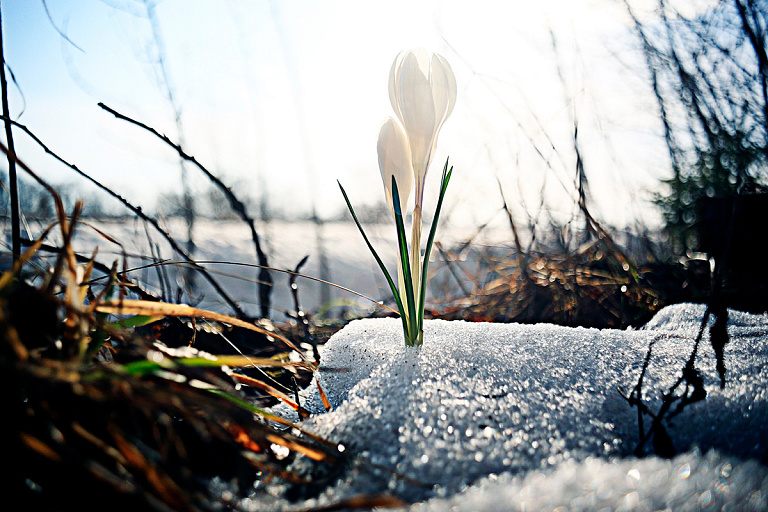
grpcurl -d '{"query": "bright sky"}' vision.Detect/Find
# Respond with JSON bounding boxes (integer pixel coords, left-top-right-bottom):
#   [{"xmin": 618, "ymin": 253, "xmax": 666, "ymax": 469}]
[{"xmin": 3, "ymin": 0, "xmax": 671, "ymax": 229}]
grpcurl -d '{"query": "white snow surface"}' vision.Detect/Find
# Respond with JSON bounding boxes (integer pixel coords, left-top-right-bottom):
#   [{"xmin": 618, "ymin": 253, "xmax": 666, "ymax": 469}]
[{"xmin": 253, "ymin": 303, "xmax": 768, "ymax": 511}]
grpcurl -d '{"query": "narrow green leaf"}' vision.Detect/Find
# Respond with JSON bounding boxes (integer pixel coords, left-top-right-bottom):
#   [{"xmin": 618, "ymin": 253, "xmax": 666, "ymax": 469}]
[
  {"xmin": 207, "ymin": 388, "xmax": 272, "ymax": 416},
  {"xmin": 391, "ymin": 176, "xmax": 418, "ymax": 345},
  {"xmin": 338, "ymin": 181, "xmax": 406, "ymax": 318},
  {"xmin": 418, "ymin": 158, "xmax": 453, "ymax": 333},
  {"xmin": 112, "ymin": 314, "xmax": 164, "ymax": 329},
  {"xmin": 121, "ymin": 359, "xmax": 174, "ymax": 376}
]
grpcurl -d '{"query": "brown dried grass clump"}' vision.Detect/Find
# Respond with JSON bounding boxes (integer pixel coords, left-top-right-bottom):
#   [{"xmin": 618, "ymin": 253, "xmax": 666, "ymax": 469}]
[
  {"xmin": 0, "ymin": 188, "xmax": 342, "ymax": 511},
  {"xmin": 432, "ymin": 238, "xmax": 679, "ymax": 329}
]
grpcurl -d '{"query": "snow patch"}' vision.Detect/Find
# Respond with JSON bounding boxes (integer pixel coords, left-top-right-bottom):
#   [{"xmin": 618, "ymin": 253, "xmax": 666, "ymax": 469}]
[{"xmin": 257, "ymin": 304, "xmax": 768, "ymax": 510}]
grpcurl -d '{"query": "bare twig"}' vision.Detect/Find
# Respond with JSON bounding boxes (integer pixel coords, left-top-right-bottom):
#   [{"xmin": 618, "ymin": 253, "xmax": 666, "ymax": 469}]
[
  {"xmin": 0, "ymin": 118, "xmax": 248, "ymax": 319},
  {"xmin": 494, "ymin": 174, "xmax": 527, "ymax": 274},
  {"xmin": 622, "ymin": 0, "xmax": 683, "ymax": 181},
  {"xmin": 735, "ymin": 0, "xmax": 768, "ymax": 157},
  {"xmin": 141, "ymin": 0, "xmax": 197, "ymax": 293},
  {"xmin": 572, "ymin": 121, "xmax": 639, "ymax": 282},
  {"xmin": 40, "ymin": 0, "xmax": 85, "ymax": 53},
  {"xmin": 289, "ymin": 255, "xmax": 319, "ymax": 362},
  {"xmin": 142, "ymin": 219, "xmax": 172, "ymax": 302},
  {"xmin": 0, "ymin": 5, "xmax": 20, "ymax": 261},
  {"xmin": 434, "ymin": 242, "xmax": 472, "ymax": 297},
  {"xmin": 97, "ymin": 102, "xmax": 274, "ymax": 319}
]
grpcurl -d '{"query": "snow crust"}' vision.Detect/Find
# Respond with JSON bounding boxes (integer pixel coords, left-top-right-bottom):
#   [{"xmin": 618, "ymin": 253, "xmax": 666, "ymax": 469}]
[{"xmin": 256, "ymin": 303, "xmax": 768, "ymax": 511}]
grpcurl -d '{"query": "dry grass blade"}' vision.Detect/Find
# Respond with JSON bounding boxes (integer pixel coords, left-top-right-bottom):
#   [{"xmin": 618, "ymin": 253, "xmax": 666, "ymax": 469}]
[
  {"xmin": 231, "ymin": 372, "xmax": 311, "ymax": 416},
  {"xmin": 96, "ymin": 299, "xmax": 305, "ymax": 357},
  {"xmin": 252, "ymin": 408, "xmax": 340, "ymax": 450},
  {"xmin": 265, "ymin": 433, "xmax": 335, "ymax": 463},
  {"xmin": 317, "ymin": 379, "xmax": 333, "ymax": 412},
  {"xmin": 20, "ymin": 433, "xmax": 62, "ymax": 461},
  {"xmin": 205, "ymin": 355, "xmax": 315, "ymax": 371},
  {"xmin": 0, "ymin": 221, "xmax": 57, "ymax": 291}
]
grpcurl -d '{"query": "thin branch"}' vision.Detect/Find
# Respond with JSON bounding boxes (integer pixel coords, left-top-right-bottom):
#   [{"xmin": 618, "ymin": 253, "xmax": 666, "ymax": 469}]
[
  {"xmin": 0, "ymin": 4, "xmax": 20, "ymax": 261},
  {"xmin": 289, "ymin": 255, "xmax": 319, "ymax": 362},
  {"xmin": 41, "ymin": 0, "xmax": 85, "ymax": 53},
  {"xmin": 141, "ymin": 0, "xmax": 196, "ymax": 292},
  {"xmin": 1, "ymin": 116, "xmax": 249, "ymax": 319},
  {"xmin": 493, "ymin": 174, "xmax": 526, "ymax": 273},
  {"xmin": 97, "ymin": 102, "xmax": 274, "ymax": 319},
  {"xmin": 735, "ymin": 0, "xmax": 768, "ymax": 157},
  {"xmin": 623, "ymin": 0, "xmax": 683, "ymax": 180}
]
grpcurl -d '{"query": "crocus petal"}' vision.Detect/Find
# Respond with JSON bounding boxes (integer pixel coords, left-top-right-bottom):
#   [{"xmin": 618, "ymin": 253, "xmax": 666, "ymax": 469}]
[
  {"xmin": 432, "ymin": 53, "xmax": 457, "ymax": 125},
  {"xmin": 388, "ymin": 51, "xmax": 406, "ymax": 123},
  {"xmin": 398, "ymin": 51, "xmax": 438, "ymax": 180},
  {"xmin": 377, "ymin": 117, "xmax": 414, "ymax": 216},
  {"xmin": 388, "ymin": 48, "xmax": 456, "ymax": 203}
]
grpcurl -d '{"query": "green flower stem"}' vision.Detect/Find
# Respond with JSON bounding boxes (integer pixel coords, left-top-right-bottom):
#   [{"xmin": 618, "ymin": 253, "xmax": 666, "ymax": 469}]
[
  {"xmin": 410, "ymin": 203, "xmax": 422, "ymax": 323},
  {"xmin": 338, "ymin": 157, "xmax": 452, "ymax": 347}
]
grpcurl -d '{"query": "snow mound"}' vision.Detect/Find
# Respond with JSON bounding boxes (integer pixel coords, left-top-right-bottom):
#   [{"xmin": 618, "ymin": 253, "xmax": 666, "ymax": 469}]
[
  {"xmin": 408, "ymin": 450, "xmax": 767, "ymax": 512},
  {"xmin": 257, "ymin": 304, "xmax": 768, "ymax": 510}
]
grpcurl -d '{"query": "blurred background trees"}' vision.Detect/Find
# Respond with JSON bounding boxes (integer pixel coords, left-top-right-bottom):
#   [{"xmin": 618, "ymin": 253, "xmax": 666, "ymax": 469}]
[{"xmin": 626, "ymin": 0, "xmax": 768, "ymax": 255}]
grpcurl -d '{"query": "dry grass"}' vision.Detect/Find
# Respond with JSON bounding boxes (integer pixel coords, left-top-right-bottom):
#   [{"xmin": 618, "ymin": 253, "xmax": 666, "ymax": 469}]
[
  {"xmin": 0, "ymin": 162, "xmax": 352, "ymax": 510},
  {"xmin": 429, "ymin": 237, "xmax": 697, "ymax": 329}
]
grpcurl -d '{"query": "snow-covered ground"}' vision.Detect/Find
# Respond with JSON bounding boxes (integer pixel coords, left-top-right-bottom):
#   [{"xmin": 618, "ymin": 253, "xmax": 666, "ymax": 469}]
[{"xmin": 253, "ymin": 302, "xmax": 768, "ymax": 511}]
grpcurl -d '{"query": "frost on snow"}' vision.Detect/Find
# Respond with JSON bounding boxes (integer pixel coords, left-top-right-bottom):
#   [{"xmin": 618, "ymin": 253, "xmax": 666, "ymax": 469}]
[{"xmin": 257, "ymin": 303, "xmax": 767, "ymax": 511}]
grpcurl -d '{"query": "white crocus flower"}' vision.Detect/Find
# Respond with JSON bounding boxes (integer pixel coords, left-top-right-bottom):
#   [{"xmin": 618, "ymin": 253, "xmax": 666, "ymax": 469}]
[
  {"xmin": 388, "ymin": 48, "xmax": 456, "ymax": 206},
  {"xmin": 338, "ymin": 48, "xmax": 455, "ymax": 347},
  {"xmin": 388, "ymin": 48, "xmax": 456, "ymax": 302},
  {"xmin": 377, "ymin": 117, "xmax": 414, "ymax": 217}
]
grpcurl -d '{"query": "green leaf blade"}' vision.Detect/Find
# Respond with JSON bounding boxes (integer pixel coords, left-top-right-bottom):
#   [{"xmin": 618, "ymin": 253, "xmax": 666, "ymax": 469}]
[
  {"xmin": 391, "ymin": 176, "xmax": 418, "ymax": 345},
  {"xmin": 338, "ymin": 181, "xmax": 406, "ymax": 319},
  {"xmin": 418, "ymin": 158, "xmax": 453, "ymax": 332}
]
